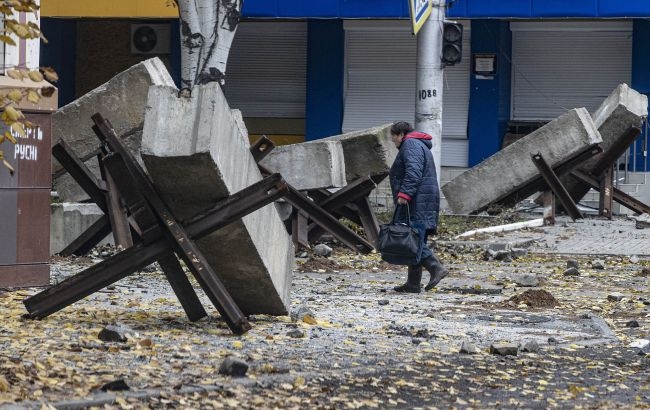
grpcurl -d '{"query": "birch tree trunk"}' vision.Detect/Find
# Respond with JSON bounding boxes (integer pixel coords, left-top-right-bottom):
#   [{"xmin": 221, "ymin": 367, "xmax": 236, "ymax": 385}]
[{"xmin": 175, "ymin": 0, "xmax": 242, "ymax": 92}]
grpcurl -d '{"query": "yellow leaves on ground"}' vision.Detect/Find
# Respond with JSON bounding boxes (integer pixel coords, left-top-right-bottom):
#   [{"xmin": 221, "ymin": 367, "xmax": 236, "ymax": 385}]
[
  {"xmin": 0, "ymin": 375, "xmax": 9, "ymax": 392},
  {"xmin": 302, "ymin": 314, "xmax": 317, "ymax": 325}
]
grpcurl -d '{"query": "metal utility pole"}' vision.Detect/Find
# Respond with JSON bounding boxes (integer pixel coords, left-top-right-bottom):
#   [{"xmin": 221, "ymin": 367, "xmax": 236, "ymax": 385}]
[{"xmin": 415, "ymin": 0, "xmax": 445, "ymax": 186}]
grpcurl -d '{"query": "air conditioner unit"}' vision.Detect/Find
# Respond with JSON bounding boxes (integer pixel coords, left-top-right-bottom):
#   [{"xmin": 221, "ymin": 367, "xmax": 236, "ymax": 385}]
[{"xmin": 131, "ymin": 23, "xmax": 171, "ymax": 55}]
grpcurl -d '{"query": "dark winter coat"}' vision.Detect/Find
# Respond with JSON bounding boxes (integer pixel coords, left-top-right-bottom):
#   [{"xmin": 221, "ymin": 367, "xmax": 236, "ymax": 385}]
[{"xmin": 389, "ymin": 131, "xmax": 440, "ymax": 234}]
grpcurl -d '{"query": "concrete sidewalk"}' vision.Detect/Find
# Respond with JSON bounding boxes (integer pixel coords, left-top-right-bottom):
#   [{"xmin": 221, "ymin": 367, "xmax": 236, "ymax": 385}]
[{"xmin": 445, "ymin": 215, "xmax": 650, "ymax": 256}]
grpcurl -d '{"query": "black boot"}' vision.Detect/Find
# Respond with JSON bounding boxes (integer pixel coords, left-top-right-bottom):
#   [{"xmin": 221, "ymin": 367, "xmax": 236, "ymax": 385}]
[
  {"xmin": 422, "ymin": 255, "xmax": 449, "ymax": 291},
  {"xmin": 394, "ymin": 265, "xmax": 422, "ymax": 293}
]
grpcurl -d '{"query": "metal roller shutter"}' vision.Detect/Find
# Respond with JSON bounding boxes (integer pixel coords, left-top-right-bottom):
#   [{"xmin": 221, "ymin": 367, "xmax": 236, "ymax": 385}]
[
  {"xmin": 343, "ymin": 20, "xmax": 470, "ymax": 167},
  {"xmin": 223, "ymin": 21, "xmax": 307, "ymax": 118},
  {"xmin": 511, "ymin": 21, "xmax": 632, "ymax": 121}
]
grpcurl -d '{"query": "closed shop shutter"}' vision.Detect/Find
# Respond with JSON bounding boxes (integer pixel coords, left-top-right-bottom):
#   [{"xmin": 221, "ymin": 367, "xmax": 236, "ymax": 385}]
[
  {"xmin": 223, "ymin": 21, "xmax": 307, "ymax": 118},
  {"xmin": 343, "ymin": 20, "xmax": 471, "ymax": 167},
  {"xmin": 511, "ymin": 21, "xmax": 632, "ymax": 121}
]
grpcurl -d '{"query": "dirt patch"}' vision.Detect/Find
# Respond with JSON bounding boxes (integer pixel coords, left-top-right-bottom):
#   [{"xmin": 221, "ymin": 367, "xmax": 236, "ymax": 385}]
[
  {"xmin": 297, "ymin": 257, "xmax": 342, "ymax": 273},
  {"xmin": 637, "ymin": 268, "xmax": 650, "ymax": 277},
  {"xmin": 507, "ymin": 289, "xmax": 559, "ymax": 308}
]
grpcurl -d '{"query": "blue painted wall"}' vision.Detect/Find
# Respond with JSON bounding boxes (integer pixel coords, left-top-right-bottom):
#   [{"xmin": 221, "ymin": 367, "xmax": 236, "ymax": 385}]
[
  {"xmin": 305, "ymin": 20, "xmax": 344, "ymax": 140},
  {"xmin": 243, "ymin": 0, "xmax": 409, "ymax": 18},
  {"xmin": 40, "ymin": 18, "xmax": 77, "ymax": 107},
  {"xmin": 240, "ymin": 0, "xmax": 650, "ymax": 19},
  {"xmin": 448, "ymin": 0, "xmax": 650, "ymax": 18},
  {"xmin": 467, "ymin": 20, "xmax": 511, "ymax": 166},
  {"xmin": 631, "ymin": 20, "xmax": 650, "ymax": 172}
]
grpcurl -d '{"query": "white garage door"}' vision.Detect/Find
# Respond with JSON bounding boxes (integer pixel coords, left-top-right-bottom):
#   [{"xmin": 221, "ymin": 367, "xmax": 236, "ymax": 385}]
[
  {"xmin": 511, "ymin": 21, "xmax": 632, "ymax": 121},
  {"xmin": 342, "ymin": 20, "xmax": 471, "ymax": 167},
  {"xmin": 224, "ymin": 21, "xmax": 307, "ymax": 118}
]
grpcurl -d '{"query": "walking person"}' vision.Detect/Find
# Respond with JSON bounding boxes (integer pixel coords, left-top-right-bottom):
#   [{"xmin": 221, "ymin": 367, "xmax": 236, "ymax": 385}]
[{"xmin": 388, "ymin": 121, "xmax": 449, "ymax": 293}]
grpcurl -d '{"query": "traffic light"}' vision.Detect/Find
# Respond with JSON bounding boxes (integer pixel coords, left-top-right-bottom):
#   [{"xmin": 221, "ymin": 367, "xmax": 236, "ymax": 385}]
[{"xmin": 442, "ymin": 22, "xmax": 463, "ymax": 66}]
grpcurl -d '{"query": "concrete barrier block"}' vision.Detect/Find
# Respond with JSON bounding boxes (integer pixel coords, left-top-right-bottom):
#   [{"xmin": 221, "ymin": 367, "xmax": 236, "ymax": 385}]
[
  {"xmin": 564, "ymin": 84, "xmax": 648, "ymax": 201},
  {"xmin": 141, "ymin": 83, "xmax": 293, "ymax": 315},
  {"xmin": 260, "ymin": 140, "xmax": 346, "ymax": 190},
  {"xmin": 53, "ymin": 58, "xmax": 175, "ymax": 202},
  {"xmin": 442, "ymin": 108, "xmax": 602, "ymax": 215},
  {"xmin": 320, "ymin": 124, "xmax": 397, "ymax": 182},
  {"xmin": 50, "ymin": 203, "xmax": 111, "ymax": 255}
]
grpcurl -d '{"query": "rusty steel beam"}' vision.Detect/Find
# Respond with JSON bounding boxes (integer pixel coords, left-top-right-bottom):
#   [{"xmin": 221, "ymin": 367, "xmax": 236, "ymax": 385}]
[
  {"xmin": 531, "ymin": 153, "xmax": 583, "ymax": 221},
  {"xmin": 291, "ymin": 210, "xmax": 310, "ymax": 249},
  {"xmin": 284, "ymin": 185, "xmax": 374, "ymax": 254},
  {"xmin": 157, "ymin": 253, "xmax": 208, "ymax": 322},
  {"xmin": 52, "ymin": 140, "xmax": 107, "ymax": 212},
  {"xmin": 98, "ymin": 156, "xmax": 133, "ymax": 248},
  {"xmin": 591, "ymin": 127, "xmax": 642, "ymax": 177},
  {"xmin": 250, "ymin": 135, "xmax": 275, "ymax": 163},
  {"xmin": 24, "ymin": 173, "xmax": 288, "ymax": 323},
  {"xmin": 355, "ymin": 196, "xmax": 380, "ymax": 247},
  {"xmin": 570, "ymin": 169, "xmax": 650, "ymax": 216},
  {"xmin": 103, "ymin": 153, "xmax": 207, "ymax": 322},
  {"xmin": 92, "ymin": 114, "xmax": 251, "ymax": 335},
  {"xmin": 542, "ymin": 191, "xmax": 556, "ymax": 226},
  {"xmin": 498, "ymin": 145, "xmax": 603, "ymax": 209},
  {"xmin": 599, "ymin": 167, "xmax": 614, "ymax": 219},
  {"xmin": 58, "ymin": 215, "xmax": 113, "ymax": 257}
]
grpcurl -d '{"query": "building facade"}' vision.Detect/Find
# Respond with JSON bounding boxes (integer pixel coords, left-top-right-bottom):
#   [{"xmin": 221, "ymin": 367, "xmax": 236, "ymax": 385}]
[{"xmin": 40, "ymin": 0, "xmax": 650, "ymax": 171}]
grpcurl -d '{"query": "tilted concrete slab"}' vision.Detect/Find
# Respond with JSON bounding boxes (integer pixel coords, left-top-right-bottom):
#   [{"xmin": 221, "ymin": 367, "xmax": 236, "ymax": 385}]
[
  {"xmin": 260, "ymin": 140, "xmax": 346, "ymax": 190},
  {"xmin": 319, "ymin": 124, "xmax": 398, "ymax": 183},
  {"xmin": 53, "ymin": 58, "xmax": 176, "ymax": 202},
  {"xmin": 260, "ymin": 124, "xmax": 396, "ymax": 190},
  {"xmin": 564, "ymin": 84, "xmax": 648, "ymax": 201},
  {"xmin": 442, "ymin": 108, "xmax": 603, "ymax": 215},
  {"xmin": 141, "ymin": 83, "xmax": 293, "ymax": 315}
]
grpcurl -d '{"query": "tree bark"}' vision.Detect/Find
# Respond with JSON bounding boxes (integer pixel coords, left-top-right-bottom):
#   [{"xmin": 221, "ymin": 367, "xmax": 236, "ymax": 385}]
[{"xmin": 175, "ymin": 0, "xmax": 242, "ymax": 91}]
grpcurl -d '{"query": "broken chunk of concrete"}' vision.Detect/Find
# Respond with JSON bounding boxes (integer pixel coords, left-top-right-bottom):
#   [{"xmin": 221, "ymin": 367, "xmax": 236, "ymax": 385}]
[
  {"xmin": 442, "ymin": 108, "xmax": 602, "ymax": 215},
  {"xmin": 53, "ymin": 58, "xmax": 176, "ymax": 202},
  {"xmin": 489, "ymin": 343, "xmax": 519, "ymax": 356},
  {"xmin": 141, "ymin": 83, "xmax": 293, "ymax": 315},
  {"xmin": 219, "ymin": 357, "xmax": 249, "ymax": 377}
]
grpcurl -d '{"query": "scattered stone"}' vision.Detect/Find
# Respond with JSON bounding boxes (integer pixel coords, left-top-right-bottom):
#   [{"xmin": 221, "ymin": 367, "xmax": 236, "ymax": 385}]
[
  {"xmin": 567, "ymin": 259, "xmax": 579, "ymax": 269},
  {"xmin": 489, "ymin": 344, "xmax": 519, "ymax": 356},
  {"xmin": 639, "ymin": 346, "xmax": 650, "ymax": 356},
  {"xmin": 298, "ymin": 252, "xmax": 308, "ymax": 258},
  {"xmin": 591, "ymin": 259, "xmax": 605, "ymax": 270},
  {"xmin": 625, "ymin": 320, "xmax": 640, "ymax": 328},
  {"xmin": 563, "ymin": 267, "xmax": 580, "ymax": 277},
  {"xmin": 633, "ymin": 214, "xmax": 650, "ymax": 229},
  {"xmin": 494, "ymin": 250, "xmax": 513, "ymax": 262},
  {"xmin": 548, "ymin": 337, "xmax": 559, "ymax": 344},
  {"xmin": 459, "ymin": 340, "xmax": 479, "ymax": 354},
  {"xmin": 511, "ymin": 248, "xmax": 528, "ymax": 259},
  {"xmin": 378, "ymin": 299, "xmax": 390, "ymax": 306},
  {"xmin": 97, "ymin": 325, "xmax": 130, "ymax": 343},
  {"xmin": 290, "ymin": 304, "xmax": 314, "ymax": 322},
  {"xmin": 219, "ymin": 357, "xmax": 249, "ymax": 377},
  {"xmin": 520, "ymin": 340, "xmax": 541, "ymax": 353},
  {"xmin": 100, "ymin": 379, "xmax": 130, "ymax": 392},
  {"xmin": 629, "ymin": 255, "xmax": 640, "ymax": 264},
  {"xmin": 629, "ymin": 339, "xmax": 650, "ymax": 349},
  {"xmin": 508, "ymin": 289, "xmax": 559, "ymax": 308},
  {"xmin": 638, "ymin": 268, "xmax": 650, "ymax": 277},
  {"xmin": 286, "ymin": 329, "xmax": 306, "ymax": 339},
  {"xmin": 411, "ymin": 338, "xmax": 424, "ymax": 345},
  {"xmin": 607, "ymin": 293, "xmax": 624, "ymax": 302},
  {"xmin": 514, "ymin": 274, "xmax": 539, "ymax": 287},
  {"xmin": 314, "ymin": 244, "xmax": 333, "ymax": 257}
]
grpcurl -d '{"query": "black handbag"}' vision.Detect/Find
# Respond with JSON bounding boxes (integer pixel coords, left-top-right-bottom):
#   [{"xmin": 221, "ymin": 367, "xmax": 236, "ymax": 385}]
[{"xmin": 378, "ymin": 204, "xmax": 422, "ymax": 266}]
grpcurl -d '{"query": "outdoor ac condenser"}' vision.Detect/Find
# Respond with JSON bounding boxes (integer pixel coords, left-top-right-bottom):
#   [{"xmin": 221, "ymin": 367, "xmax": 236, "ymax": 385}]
[{"xmin": 131, "ymin": 23, "xmax": 171, "ymax": 55}]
